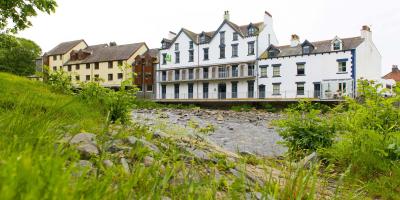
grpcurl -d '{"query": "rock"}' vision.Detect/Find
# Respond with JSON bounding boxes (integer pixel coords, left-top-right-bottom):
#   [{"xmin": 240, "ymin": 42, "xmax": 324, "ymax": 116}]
[
  {"xmin": 187, "ymin": 148, "xmax": 210, "ymax": 161},
  {"xmin": 126, "ymin": 136, "xmax": 137, "ymax": 145},
  {"xmin": 106, "ymin": 139, "xmax": 132, "ymax": 153},
  {"xmin": 76, "ymin": 143, "xmax": 99, "ymax": 158},
  {"xmin": 239, "ymin": 150, "xmax": 255, "ymax": 156},
  {"xmin": 228, "ymin": 126, "xmax": 234, "ymax": 131},
  {"xmin": 216, "ymin": 114, "xmax": 224, "ymax": 121},
  {"xmin": 246, "ymin": 192, "xmax": 262, "ymax": 200},
  {"xmin": 78, "ymin": 160, "xmax": 93, "ymax": 169},
  {"xmin": 143, "ymin": 156, "xmax": 154, "ymax": 167},
  {"xmin": 103, "ymin": 160, "xmax": 114, "ymax": 168},
  {"xmin": 299, "ymin": 152, "xmax": 318, "ymax": 168},
  {"xmin": 159, "ymin": 113, "xmax": 169, "ymax": 119},
  {"xmin": 161, "ymin": 196, "xmax": 172, "ymax": 200},
  {"xmin": 121, "ymin": 158, "xmax": 130, "ymax": 173},
  {"xmin": 125, "ymin": 136, "xmax": 160, "ymax": 153},
  {"xmin": 73, "ymin": 160, "xmax": 94, "ymax": 177},
  {"xmin": 153, "ymin": 130, "xmax": 169, "ymax": 139},
  {"xmin": 70, "ymin": 133, "xmax": 97, "ymax": 145}
]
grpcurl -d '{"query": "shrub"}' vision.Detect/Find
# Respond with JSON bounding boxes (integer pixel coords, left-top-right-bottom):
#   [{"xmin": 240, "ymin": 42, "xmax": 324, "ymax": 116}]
[{"xmin": 46, "ymin": 67, "xmax": 73, "ymax": 94}]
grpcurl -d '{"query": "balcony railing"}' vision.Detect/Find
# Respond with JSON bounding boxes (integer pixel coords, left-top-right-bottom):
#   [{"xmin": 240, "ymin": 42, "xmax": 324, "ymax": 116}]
[{"xmin": 160, "ymin": 73, "xmax": 255, "ymax": 83}]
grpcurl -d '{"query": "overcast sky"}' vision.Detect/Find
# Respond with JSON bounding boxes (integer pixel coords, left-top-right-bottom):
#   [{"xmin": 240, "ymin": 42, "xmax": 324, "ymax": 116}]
[{"xmin": 17, "ymin": 0, "xmax": 400, "ymax": 74}]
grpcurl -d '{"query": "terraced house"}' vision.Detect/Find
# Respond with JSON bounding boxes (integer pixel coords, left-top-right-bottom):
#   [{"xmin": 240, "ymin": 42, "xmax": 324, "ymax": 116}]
[
  {"xmin": 156, "ymin": 11, "xmax": 278, "ymax": 100},
  {"xmin": 45, "ymin": 40, "xmax": 148, "ymax": 88},
  {"xmin": 156, "ymin": 11, "xmax": 382, "ymax": 101}
]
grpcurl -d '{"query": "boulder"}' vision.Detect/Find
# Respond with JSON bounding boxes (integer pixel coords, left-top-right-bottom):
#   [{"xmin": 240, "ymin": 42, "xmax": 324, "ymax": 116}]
[
  {"xmin": 76, "ymin": 143, "xmax": 99, "ymax": 158},
  {"xmin": 121, "ymin": 158, "xmax": 130, "ymax": 173},
  {"xmin": 70, "ymin": 133, "xmax": 97, "ymax": 145},
  {"xmin": 70, "ymin": 133, "xmax": 99, "ymax": 159},
  {"xmin": 103, "ymin": 160, "xmax": 114, "ymax": 168}
]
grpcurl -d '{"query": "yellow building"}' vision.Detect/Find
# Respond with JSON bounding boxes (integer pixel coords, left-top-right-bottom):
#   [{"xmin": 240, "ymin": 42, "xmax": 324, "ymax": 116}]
[{"xmin": 45, "ymin": 40, "xmax": 148, "ymax": 87}]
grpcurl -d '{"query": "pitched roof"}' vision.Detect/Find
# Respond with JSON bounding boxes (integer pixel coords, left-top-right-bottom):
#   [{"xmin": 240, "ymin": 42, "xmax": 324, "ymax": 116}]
[
  {"xmin": 66, "ymin": 42, "xmax": 146, "ymax": 65},
  {"xmin": 260, "ymin": 37, "xmax": 364, "ymax": 59},
  {"xmin": 147, "ymin": 48, "xmax": 159, "ymax": 58},
  {"xmin": 47, "ymin": 40, "xmax": 86, "ymax": 56},
  {"xmin": 383, "ymin": 68, "xmax": 400, "ymax": 82}
]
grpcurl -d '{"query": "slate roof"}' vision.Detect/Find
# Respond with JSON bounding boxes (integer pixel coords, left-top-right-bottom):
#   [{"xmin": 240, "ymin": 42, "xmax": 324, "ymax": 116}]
[
  {"xmin": 260, "ymin": 37, "xmax": 365, "ymax": 59},
  {"xmin": 147, "ymin": 48, "xmax": 159, "ymax": 58},
  {"xmin": 66, "ymin": 42, "xmax": 146, "ymax": 65},
  {"xmin": 383, "ymin": 68, "xmax": 400, "ymax": 82},
  {"xmin": 47, "ymin": 40, "xmax": 85, "ymax": 56}
]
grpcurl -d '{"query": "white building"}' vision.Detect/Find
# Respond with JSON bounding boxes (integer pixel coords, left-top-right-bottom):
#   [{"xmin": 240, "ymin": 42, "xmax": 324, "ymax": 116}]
[
  {"xmin": 258, "ymin": 26, "xmax": 381, "ymax": 100},
  {"xmin": 156, "ymin": 11, "xmax": 278, "ymax": 100},
  {"xmin": 156, "ymin": 11, "xmax": 381, "ymax": 101}
]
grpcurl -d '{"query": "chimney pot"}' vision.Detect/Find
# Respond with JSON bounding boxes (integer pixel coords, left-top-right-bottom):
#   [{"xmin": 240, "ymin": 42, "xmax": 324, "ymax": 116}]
[
  {"xmin": 224, "ymin": 10, "xmax": 230, "ymax": 21},
  {"xmin": 290, "ymin": 34, "xmax": 300, "ymax": 47},
  {"xmin": 393, "ymin": 65, "xmax": 399, "ymax": 72}
]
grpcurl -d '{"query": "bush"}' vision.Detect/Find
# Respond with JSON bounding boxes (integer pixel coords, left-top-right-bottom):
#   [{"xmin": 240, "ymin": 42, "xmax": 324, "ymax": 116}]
[{"xmin": 46, "ymin": 67, "xmax": 73, "ymax": 94}]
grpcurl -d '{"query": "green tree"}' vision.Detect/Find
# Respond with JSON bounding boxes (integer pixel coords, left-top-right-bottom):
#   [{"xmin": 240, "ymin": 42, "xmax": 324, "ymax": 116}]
[
  {"xmin": 0, "ymin": 0, "xmax": 57, "ymax": 33},
  {"xmin": 0, "ymin": 34, "xmax": 42, "ymax": 76}
]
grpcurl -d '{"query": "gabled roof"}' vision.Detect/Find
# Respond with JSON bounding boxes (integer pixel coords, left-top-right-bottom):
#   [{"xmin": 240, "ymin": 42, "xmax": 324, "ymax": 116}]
[
  {"xmin": 65, "ymin": 42, "xmax": 146, "ymax": 65},
  {"xmin": 260, "ymin": 37, "xmax": 364, "ymax": 59},
  {"xmin": 47, "ymin": 40, "xmax": 86, "ymax": 56},
  {"xmin": 383, "ymin": 68, "xmax": 400, "ymax": 82},
  {"xmin": 301, "ymin": 40, "xmax": 314, "ymax": 48}
]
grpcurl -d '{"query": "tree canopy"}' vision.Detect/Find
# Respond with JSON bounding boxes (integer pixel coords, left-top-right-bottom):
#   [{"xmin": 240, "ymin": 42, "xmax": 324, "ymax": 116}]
[
  {"xmin": 0, "ymin": 0, "xmax": 57, "ymax": 33},
  {"xmin": 0, "ymin": 34, "xmax": 42, "ymax": 76}
]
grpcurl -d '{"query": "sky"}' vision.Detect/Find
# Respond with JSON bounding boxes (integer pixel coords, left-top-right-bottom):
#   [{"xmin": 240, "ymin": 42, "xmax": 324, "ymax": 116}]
[{"xmin": 17, "ymin": 0, "xmax": 400, "ymax": 75}]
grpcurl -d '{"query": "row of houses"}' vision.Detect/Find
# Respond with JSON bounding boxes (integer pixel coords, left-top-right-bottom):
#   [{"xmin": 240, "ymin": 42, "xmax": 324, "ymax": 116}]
[{"xmin": 42, "ymin": 11, "xmax": 399, "ymax": 101}]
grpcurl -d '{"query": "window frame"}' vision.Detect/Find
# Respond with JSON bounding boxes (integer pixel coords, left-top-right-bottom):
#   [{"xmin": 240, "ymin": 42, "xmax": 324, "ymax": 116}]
[
  {"xmin": 232, "ymin": 44, "xmax": 238, "ymax": 57},
  {"xmin": 272, "ymin": 65, "xmax": 281, "ymax": 77},
  {"xmin": 233, "ymin": 32, "xmax": 239, "ymax": 41},
  {"xmin": 108, "ymin": 74, "xmax": 113, "ymax": 81},
  {"xmin": 296, "ymin": 82, "xmax": 305, "ymax": 95},
  {"xmin": 297, "ymin": 63, "xmax": 305, "ymax": 76},
  {"xmin": 272, "ymin": 83, "xmax": 281, "ymax": 95},
  {"xmin": 260, "ymin": 65, "xmax": 268, "ymax": 77},
  {"xmin": 248, "ymin": 41, "xmax": 255, "ymax": 55},
  {"xmin": 203, "ymin": 48, "xmax": 209, "ymax": 60}
]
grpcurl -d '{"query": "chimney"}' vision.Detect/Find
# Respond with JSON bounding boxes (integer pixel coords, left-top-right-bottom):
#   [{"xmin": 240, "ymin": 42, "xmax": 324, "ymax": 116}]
[
  {"xmin": 392, "ymin": 65, "xmax": 399, "ymax": 72},
  {"xmin": 264, "ymin": 10, "xmax": 273, "ymax": 26},
  {"xmin": 168, "ymin": 31, "xmax": 177, "ymax": 40},
  {"xmin": 361, "ymin": 25, "xmax": 372, "ymax": 40},
  {"xmin": 109, "ymin": 42, "xmax": 117, "ymax": 46},
  {"xmin": 224, "ymin": 10, "xmax": 230, "ymax": 21},
  {"xmin": 291, "ymin": 34, "xmax": 300, "ymax": 47}
]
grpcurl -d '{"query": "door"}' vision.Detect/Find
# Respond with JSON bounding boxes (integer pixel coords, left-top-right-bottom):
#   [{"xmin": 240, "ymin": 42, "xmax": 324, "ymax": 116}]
[
  {"xmin": 248, "ymin": 81, "xmax": 254, "ymax": 98},
  {"xmin": 218, "ymin": 83, "xmax": 226, "ymax": 99},
  {"xmin": 314, "ymin": 83, "xmax": 321, "ymax": 98},
  {"xmin": 259, "ymin": 85, "xmax": 265, "ymax": 99},
  {"xmin": 161, "ymin": 85, "xmax": 166, "ymax": 99},
  {"xmin": 188, "ymin": 83, "xmax": 193, "ymax": 99}
]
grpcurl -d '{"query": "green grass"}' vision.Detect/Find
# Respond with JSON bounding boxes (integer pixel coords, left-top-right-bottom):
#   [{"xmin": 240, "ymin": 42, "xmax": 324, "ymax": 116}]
[{"xmin": 0, "ymin": 72, "xmax": 333, "ymax": 199}]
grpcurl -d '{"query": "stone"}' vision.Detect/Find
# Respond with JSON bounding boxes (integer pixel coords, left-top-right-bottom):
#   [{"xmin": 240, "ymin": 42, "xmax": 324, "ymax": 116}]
[
  {"xmin": 239, "ymin": 150, "xmax": 255, "ymax": 156},
  {"xmin": 121, "ymin": 158, "xmax": 130, "ymax": 173},
  {"xmin": 70, "ymin": 133, "xmax": 97, "ymax": 145},
  {"xmin": 159, "ymin": 113, "xmax": 169, "ymax": 119},
  {"xmin": 125, "ymin": 136, "xmax": 160, "ymax": 153},
  {"xmin": 72, "ymin": 160, "xmax": 94, "ymax": 177},
  {"xmin": 153, "ymin": 130, "xmax": 169, "ymax": 139},
  {"xmin": 76, "ymin": 143, "xmax": 99, "ymax": 158},
  {"xmin": 299, "ymin": 152, "xmax": 318, "ymax": 168},
  {"xmin": 143, "ymin": 156, "xmax": 154, "ymax": 167},
  {"xmin": 216, "ymin": 114, "xmax": 224, "ymax": 121},
  {"xmin": 187, "ymin": 148, "xmax": 210, "ymax": 161},
  {"xmin": 103, "ymin": 160, "xmax": 114, "ymax": 168}
]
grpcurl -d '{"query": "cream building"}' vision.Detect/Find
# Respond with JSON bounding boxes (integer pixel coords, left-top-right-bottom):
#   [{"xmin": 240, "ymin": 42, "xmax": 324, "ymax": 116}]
[{"xmin": 46, "ymin": 40, "xmax": 148, "ymax": 87}]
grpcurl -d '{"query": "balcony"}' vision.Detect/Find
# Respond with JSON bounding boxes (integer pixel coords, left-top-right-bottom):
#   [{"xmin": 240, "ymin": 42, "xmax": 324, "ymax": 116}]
[{"xmin": 160, "ymin": 72, "xmax": 255, "ymax": 83}]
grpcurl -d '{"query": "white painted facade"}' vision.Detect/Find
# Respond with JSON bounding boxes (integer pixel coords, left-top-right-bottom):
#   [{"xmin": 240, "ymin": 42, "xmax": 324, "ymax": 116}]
[{"xmin": 156, "ymin": 11, "xmax": 279, "ymax": 100}]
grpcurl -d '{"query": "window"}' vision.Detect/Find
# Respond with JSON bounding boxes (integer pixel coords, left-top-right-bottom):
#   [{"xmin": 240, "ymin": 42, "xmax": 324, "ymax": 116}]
[
  {"xmin": 220, "ymin": 47, "xmax": 225, "ymax": 58},
  {"xmin": 174, "ymin": 84, "xmax": 179, "ymax": 99},
  {"xmin": 161, "ymin": 85, "xmax": 166, "ymax": 99},
  {"xmin": 59, "ymin": 66, "xmax": 63, "ymax": 70},
  {"xmin": 218, "ymin": 66, "xmax": 227, "ymax": 78},
  {"xmin": 273, "ymin": 65, "xmax": 281, "ymax": 77},
  {"xmin": 76, "ymin": 64, "xmax": 80, "ymax": 70},
  {"xmin": 75, "ymin": 76, "xmax": 80, "ymax": 81},
  {"xmin": 162, "ymin": 71, "xmax": 167, "ymax": 81},
  {"xmin": 297, "ymin": 63, "xmax": 305, "ymax": 75},
  {"xmin": 203, "ymin": 83, "xmax": 209, "ymax": 99},
  {"xmin": 107, "ymin": 74, "xmax": 113, "ymax": 81},
  {"xmin": 233, "ymin": 32, "xmax": 238, "ymax": 41},
  {"xmin": 200, "ymin": 35, "xmax": 206, "ymax": 44},
  {"xmin": 189, "ymin": 50, "xmax": 194, "ymax": 62},
  {"xmin": 273, "ymin": 83, "xmax": 281, "ymax": 95},
  {"xmin": 232, "ymin": 65, "xmax": 238, "ymax": 77},
  {"xmin": 303, "ymin": 46, "xmax": 311, "ymax": 54},
  {"xmin": 147, "ymin": 84, "xmax": 153, "ymax": 91},
  {"xmin": 333, "ymin": 40, "xmax": 341, "ymax": 51},
  {"xmin": 175, "ymin": 52, "xmax": 180, "ymax": 63},
  {"xmin": 189, "ymin": 69, "xmax": 194, "ymax": 80},
  {"xmin": 175, "ymin": 43, "xmax": 179, "ymax": 51},
  {"xmin": 248, "ymin": 27, "xmax": 256, "ymax": 36},
  {"xmin": 232, "ymin": 44, "xmax": 238, "ymax": 57},
  {"xmin": 189, "ymin": 41, "xmax": 194, "ymax": 49},
  {"xmin": 296, "ymin": 82, "xmax": 305, "ymax": 95},
  {"xmin": 248, "ymin": 81, "xmax": 254, "ymax": 98},
  {"xmin": 175, "ymin": 70, "xmax": 180, "ymax": 80},
  {"xmin": 53, "ymin": 56, "xmax": 57, "ymax": 61},
  {"xmin": 86, "ymin": 63, "xmax": 90, "ymax": 69},
  {"xmin": 203, "ymin": 48, "xmax": 209, "ymax": 60},
  {"xmin": 53, "ymin": 66, "xmax": 57, "ymax": 71},
  {"xmin": 59, "ymin": 55, "xmax": 62, "ymax": 60},
  {"xmin": 188, "ymin": 83, "xmax": 194, "ymax": 99},
  {"xmin": 118, "ymin": 73, "xmax": 123, "ymax": 79},
  {"xmin": 162, "ymin": 42, "xmax": 168, "ymax": 49},
  {"xmin": 162, "ymin": 53, "xmax": 167, "ymax": 65},
  {"xmin": 232, "ymin": 82, "xmax": 238, "ymax": 98},
  {"xmin": 248, "ymin": 64, "xmax": 255, "ymax": 76},
  {"xmin": 86, "ymin": 75, "xmax": 90, "ymax": 81},
  {"xmin": 94, "ymin": 74, "xmax": 99, "ymax": 81},
  {"xmin": 94, "ymin": 63, "xmax": 99, "ymax": 70},
  {"xmin": 118, "ymin": 60, "xmax": 123, "ymax": 66},
  {"xmin": 220, "ymin": 32, "xmax": 225, "ymax": 44},
  {"xmin": 338, "ymin": 61, "xmax": 347, "ymax": 72},
  {"xmin": 67, "ymin": 65, "xmax": 72, "ymax": 71},
  {"xmin": 260, "ymin": 66, "xmax": 268, "ymax": 77},
  {"xmin": 338, "ymin": 82, "xmax": 347, "ymax": 93},
  {"xmin": 203, "ymin": 68, "xmax": 209, "ymax": 79},
  {"xmin": 108, "ymin": 61, "xmax": 113, "ymax": 69},
  {"xmin": 268, "ymin": 50, "xmax": 278, "ymax": 57},
  {"xmin": 248, "ymin": 42, "xmax": 255, "ymax": 55}
]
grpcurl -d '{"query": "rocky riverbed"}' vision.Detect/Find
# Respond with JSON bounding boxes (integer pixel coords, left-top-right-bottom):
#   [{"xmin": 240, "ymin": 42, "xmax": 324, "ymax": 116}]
[{"xmin": 132, "ymin": 108, "xmax": 287, "ymax": 157}]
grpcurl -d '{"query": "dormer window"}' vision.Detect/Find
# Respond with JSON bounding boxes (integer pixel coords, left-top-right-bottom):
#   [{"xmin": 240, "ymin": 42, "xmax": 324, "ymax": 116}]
[
  {"xmin": 301, "ymin": 40, "xmax": 315, "ymax": 54},
  {"xmin": 248, "ymin": 27, "xmax": 256, "ymax": 36},
  {"xmin": 333, "ymin": 40, "xmax": 341, "ymax": 51},
  {"xmin": 331, "ymin": 37, "xmax": 343, "ymax": 51},
  {"xmin": 267, "ymin": 45, "xmax": 280, "ymax": 58},
  {"xmin": 161, "ymin": 39, "xmax": 170, "ymax": 49},
  {"xmin": 200, "ymin": 33, "xmax": 206, "ymax": 44}
]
